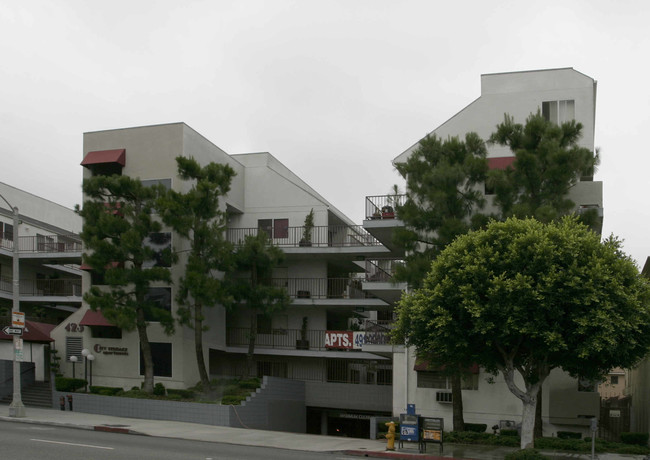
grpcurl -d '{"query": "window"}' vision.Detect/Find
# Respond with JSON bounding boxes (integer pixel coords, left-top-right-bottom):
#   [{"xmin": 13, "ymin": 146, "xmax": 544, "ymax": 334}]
[
  {"xmin": 140, "ymin": 342, "xmax": 172, "ymax": 377},
  {"xmin": 66, "ymin": 336, "xmax": 83, "ymax": 362},
  {"xmin": 36, "ymin": 234, "xmax": 55, "ymax": 252},
  {"xmin": 143, "ymin": 287, "xmax": 172, "ymax": 322},
  {"xmin": 141, "ymin": 178, "xmax": 172, "ymax": 190},
  {"xmin": 611, "ymin": 375, "xmax": 619, "ymax": 385},
  {"xmin": 274, "ymin": 219, "xmax": 289, "ymax": 238},
  {"xmin": 417, "ymin": 371, "xmax": 478, "ymax": 390},
  {"xmin": 542, "ymin": 100, "xmax": 575, "ymax": 124},
  {"xmin": 377, "ymin": 368, "xmax": 393, "ymax": 385},
  {"xmin": 1, "ymin": 222, "xmax": 13, "ymax": 241},
  {"xmin": 258, "ymin": 218, "xmax": 289, "ymax": 239},
  {"xmin": 143, "ymin": 232, "xmax": 172, "ymax": 268}
]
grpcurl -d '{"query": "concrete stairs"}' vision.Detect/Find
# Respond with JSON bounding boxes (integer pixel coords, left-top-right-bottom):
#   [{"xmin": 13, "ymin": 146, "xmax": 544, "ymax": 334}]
[{"xmin": 1, "ymin": 381, "xmax": 52, "ymax": 408}]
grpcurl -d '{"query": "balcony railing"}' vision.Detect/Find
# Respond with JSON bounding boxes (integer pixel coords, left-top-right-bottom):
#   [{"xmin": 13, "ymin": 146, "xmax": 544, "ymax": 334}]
[
  {"xmin": 265, "ymin": 277, "xmax": 373, "ymax": 300},
  {"xmin": 0, "ymin": 234, "xmax": 82, "ymax": 254},
  {"xmin": 0, "ymin": 276, "xmax": 82, "ymax": 297},
  {"xmin": 226, "ymin": 225, "xmax": 381, "ymax": 248},
  {"xmin": 365, "ymin": 259, "xmax": 404, "ymax": 282},
  {"xmin": 365, "ymin": 194, "xmax": 406, "ymax": 220},
  {"xmin": 226, "ymin": 327, "xmax": 391, "ymax": 351}
]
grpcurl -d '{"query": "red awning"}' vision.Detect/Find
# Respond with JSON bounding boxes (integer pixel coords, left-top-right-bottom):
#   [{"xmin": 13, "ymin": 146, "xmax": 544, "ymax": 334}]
[
  {"xmin": 0, "ymin": 320, "xmax": 53, "ymax": 343},
  {"xmin": 79, "ymin": 309, "xmax": 114, "ymax": 327},
  {"xmin": 81, "ymin": 149, "xmax": 126, "ymax": 167},
  {"xmin": 488, "ymin": 156, "xmax": 516, "ymax": 170}
]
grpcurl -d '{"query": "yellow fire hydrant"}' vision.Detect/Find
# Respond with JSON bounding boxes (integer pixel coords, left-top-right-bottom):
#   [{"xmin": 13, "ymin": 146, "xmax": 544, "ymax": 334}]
[{"xmin": 385, "ymin": 421, "xmax": 396, "ymax": 451}]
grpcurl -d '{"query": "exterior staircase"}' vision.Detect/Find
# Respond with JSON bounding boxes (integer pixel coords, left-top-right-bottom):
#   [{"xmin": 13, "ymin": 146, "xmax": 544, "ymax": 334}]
[{"xmin": 0, "ymin": 381, "xmax": 52, "ymax": 408}]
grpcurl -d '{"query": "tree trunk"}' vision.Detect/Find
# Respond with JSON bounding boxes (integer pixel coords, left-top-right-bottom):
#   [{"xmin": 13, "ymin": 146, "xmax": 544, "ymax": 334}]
[
  {"xmin": 136, "ymin": 307, "xmax": 154, "ymax": 394},
  {"xmin": 534, "ymin": 386, "xmax": 543, "ymax": 439},
  {"xmin": 521, "ymin": 397, "xmax": 537, "ymax": 449},
  {"xmin": 451, "ymin": 373, "xmax": 465, "ymax": 431},
  {"xmin": 194, "ymin": 303, "xmax": 210, "ymax": 389}
]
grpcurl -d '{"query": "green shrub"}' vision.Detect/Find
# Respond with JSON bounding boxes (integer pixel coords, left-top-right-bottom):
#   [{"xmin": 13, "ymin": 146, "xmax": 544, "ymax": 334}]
[
  {"xmin": 167, "ymin": 388, "xmax": 195, "ymax": 399},
  {"xmin": 55, "ymin": 377, "xmax": 87, "ymax": 392},
  {"xmin": 167, "ymin": 394, "xmax": 182, "ymax": 401},
  {"xmin": 221, "ymin": 394, "xmax": 247, "ymax": 405},
  {"xmin": 222, "ymin": 384, "xmax": 240, "ymax": 396},
  {"xmin": 501, "ymin": 429, "xmax": 519, "ymax": 436},
  {"xmin": 89, "ymin": 386, "xmax": 122, "ymax": 396},
  {"xmin": 238, "ymin": 378, "xmax": 261, "ymax": 389},
  {"xmin": 444, "ymin": 431, "xmax": 519, "ymax": 447},
  {"xmin": 504, "ymin": 448, "xmax": 550, "ymax": 460},
  {"xmin": 153, "ymin": 382, "xmax": 166, "ymax": 396},
  {"xmin": 557, "ymin": 431, "xmax": 582, "ymax": 440},
  {"xmin": 464, "ymin": 423, "xmax": 487, "ymax": 433},
  {"xmin": 535, "ymin": 437, "xmax": 587, "ymax": 452},
  {"xmin": 620, "ymin": 432, "xmax": 649, "ymax": 446}
]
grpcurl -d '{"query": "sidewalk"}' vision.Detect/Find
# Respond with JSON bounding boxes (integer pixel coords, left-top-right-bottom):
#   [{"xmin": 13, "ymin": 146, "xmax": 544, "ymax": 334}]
[{"xmin": 0, "ymin": 404, "xmax": 645, "ymax": 460}]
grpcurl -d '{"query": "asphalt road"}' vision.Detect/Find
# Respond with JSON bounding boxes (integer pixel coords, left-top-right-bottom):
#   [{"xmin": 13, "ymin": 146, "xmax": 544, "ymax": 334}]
[{"xmin": 0, "ymin": 421, "xmax": 360, "ymax": 460}]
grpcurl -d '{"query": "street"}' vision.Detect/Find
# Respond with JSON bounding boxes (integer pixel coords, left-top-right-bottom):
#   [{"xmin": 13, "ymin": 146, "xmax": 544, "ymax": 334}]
[{"xmin": 0, "ymin": 421, "xmax": 360, "ymax": 460}]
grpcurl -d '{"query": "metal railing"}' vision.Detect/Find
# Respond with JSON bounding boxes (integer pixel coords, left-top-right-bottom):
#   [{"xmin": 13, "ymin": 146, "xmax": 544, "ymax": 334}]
[
  {"xmin": 365, "ymin": 194, "xmax": 406, "ymax": 220},
  {"xmin": 4, "ymin": 234, "xmax": 82, "ymax": 254},
  {"xmin": 0, "ymin": 276, "xmax": 82, "ymax": 297},
  {"xmin": 222, "ymin": 357, "xmax": 393, "ymax": 385},
  {"xmin": 226, "ymin": 327, "xmax": 391, "ymax": 351},
  {"xmin": 365, "ymin": 259, "xmax": 404, "ymax": 282},
  {"xmin": 226, "ymin": 224, "xmax": 381, "ymax": 248},
  {"xmin": 265, "ymin": 277, "xmax": 372, "ymax": 299}
]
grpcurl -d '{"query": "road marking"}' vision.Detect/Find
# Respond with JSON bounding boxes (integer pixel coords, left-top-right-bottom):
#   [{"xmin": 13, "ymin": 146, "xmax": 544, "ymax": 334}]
[{"xmin": 30, "ymin": 438, "xmax": 114, "ymax": 450}]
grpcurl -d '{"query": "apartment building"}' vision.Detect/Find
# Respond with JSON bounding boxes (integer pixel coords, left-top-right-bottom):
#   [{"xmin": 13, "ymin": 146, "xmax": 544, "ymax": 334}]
[
  {"xmin": 49, "ymin": 123, "xmax": 401, "ymax": 437},
  {"xmin": 365, "ymin": 68, "xmax": 604, "ymax": 436},
  {"xmin": 0, "ymin": 182, "xmax": 82, "ymax": 387}
]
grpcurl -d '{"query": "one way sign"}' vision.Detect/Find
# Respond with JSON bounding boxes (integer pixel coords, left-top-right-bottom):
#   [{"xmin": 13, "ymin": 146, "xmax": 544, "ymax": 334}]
[{"xmin": 2, "ymin": 326, "xmax": 23, "ymax": 336}]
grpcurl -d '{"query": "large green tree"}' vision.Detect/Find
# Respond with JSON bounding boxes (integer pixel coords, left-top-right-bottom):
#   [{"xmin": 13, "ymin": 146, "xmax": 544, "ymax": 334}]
[
  {"xmin": 225, "ymin": 233, "xmax": 291, "ymax": 377},
  {"xmin": 394, "ymin": 217, "xmax": 650, "ymax": 449},
  {"xmin": 394, "ymin": 132, "xmax": 489, "ymax": 289},
  {"xmin": 393, "ymin": 132, "xmax": 489, "ymax": 431},
  {"xmin": 488, "ymin": 112, "xmax": 599, "ymax": 224},
  {"xmin": 78, "ymin": 176, "xmax": 174, "ymax": 394},
  {"xmin": 158, "ymin": 156, "xmax": 235, "ymax": 390}
]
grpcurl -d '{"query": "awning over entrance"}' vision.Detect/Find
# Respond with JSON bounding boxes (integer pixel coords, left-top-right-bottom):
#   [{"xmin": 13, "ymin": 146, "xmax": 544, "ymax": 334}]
[
  {"xmin": 81, "ymin": 149, "xmax": 126, "ymax": 167},
  {"xmin": 79, "ymin": 309, "xmax": 113, "ymax": 327}
]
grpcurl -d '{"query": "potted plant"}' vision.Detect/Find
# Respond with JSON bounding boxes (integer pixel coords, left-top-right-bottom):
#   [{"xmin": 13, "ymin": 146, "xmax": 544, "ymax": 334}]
[
  {"xmin": 382, "ymin": 185, "xmax": 401, "ymax": 219},
  {"xmin": 296, "ymin": 316, "xmax": 310, "ymax": 349},
  {"xmin": 299, "ymin": 208, "xmax": 315, "ymax": 247}
]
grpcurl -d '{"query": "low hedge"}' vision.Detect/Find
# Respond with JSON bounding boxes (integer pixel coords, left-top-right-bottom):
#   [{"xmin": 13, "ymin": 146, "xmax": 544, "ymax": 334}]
[
  {"xmin": 89, "ymin": 385, "xmax": 122, "ymax": 396},
  {"xmin": 221, "ymin": 394, "xmax": 248, "ymax": 405},
  {"xmin": 55, "ymin": 377, "xmax": 87, "ymax": 392},
  {"xmin": 557, "ymin": 431, "xmax": 582, "ymax": 440},
  {"xmin": 620, "ymin": 432, "xmax": 649, "ymax": 446},
  {"xmin": 167, "ymin": 388, "xmax": 195, "ymax": 399},
  {"xmin": 505, "ymin": 449, "xmax": 549, "ymax": 460},
  {"xmin": 464, "ymin": 423, "xmax": 487, "ymax": 433},
  {"xmin": 501, "ymin": 429, "xmax": 519, "ymax": 436}
]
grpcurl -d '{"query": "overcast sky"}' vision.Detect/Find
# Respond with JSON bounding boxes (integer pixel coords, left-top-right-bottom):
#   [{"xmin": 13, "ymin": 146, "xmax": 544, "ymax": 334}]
[{"xmin": 1, "ymin": 1, "xmax": 648, "ymax": 267}]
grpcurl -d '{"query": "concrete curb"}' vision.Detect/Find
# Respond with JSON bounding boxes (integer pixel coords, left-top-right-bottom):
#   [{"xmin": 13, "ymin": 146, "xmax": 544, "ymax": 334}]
[
  {"xmin": 0, "ymin": 415, "xmax": 146, "ymax": 436},
  {"xmin": 342, "ymin": 449, "xmax": 468, "ymax": 460}
]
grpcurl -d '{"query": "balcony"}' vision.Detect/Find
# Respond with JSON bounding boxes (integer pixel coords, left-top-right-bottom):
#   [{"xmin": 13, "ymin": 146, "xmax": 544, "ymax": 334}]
[
  {"xmin": 0, "ymin": 276, "xmax": 82, "ymax": 299},
  {"xmin": 363, "ymin": 195, "xmax": 406, "ymax": 256},
  {"xmin": 226, "ymin": 224, "xmax": 381, "ymax": 249},
  {"xmin": 268, "ymin": 277, "xmax": 373, "ymax": 300},
  {"xmin": 1, "ymin": 233, "xmax": 82, "ymax": 259},
  {"xmin": 363, "ymin": 259, "xmax": 407, "ymax": 304},
  {"xmin": 226, "ymin": 326, "xmax": 391, "ymax": 352}
]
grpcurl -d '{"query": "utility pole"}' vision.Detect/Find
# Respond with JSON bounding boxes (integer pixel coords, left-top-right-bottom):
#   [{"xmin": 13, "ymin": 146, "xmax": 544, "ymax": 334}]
[{"xmin": 1, "ymin": 193, "xmax": 26, "ymax": 417}]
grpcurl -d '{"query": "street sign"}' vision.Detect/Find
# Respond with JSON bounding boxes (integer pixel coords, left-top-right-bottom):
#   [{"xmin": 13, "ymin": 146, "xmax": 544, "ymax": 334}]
[
  {"xmin": 2, "ymin": 326, "xmax": 23, "ymax": 336},
  {"xmin": 12, "ymin": 311, "xmax": 25, "ymax": 328}
]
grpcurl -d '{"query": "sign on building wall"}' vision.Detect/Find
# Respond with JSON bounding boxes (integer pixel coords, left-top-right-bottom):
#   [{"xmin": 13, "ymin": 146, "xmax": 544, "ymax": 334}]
[{"xmin": 325, "ymin": 331, "xmax": 366, "ymax": 349}]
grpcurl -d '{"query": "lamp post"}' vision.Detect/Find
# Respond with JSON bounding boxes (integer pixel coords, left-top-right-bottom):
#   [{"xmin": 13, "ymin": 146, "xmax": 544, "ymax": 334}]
[
  {"xmin": 70, "ymin": 355, "xmax": 78, "ymax": 379},
  {"xmin": 87, "ymin": 353, "xmax": 95, "ymax": 387},
  {"xmin": 81, "ymin": 348, "xmax": 89, "ymax": 391},
  {"xmin": 0, "ymin": 193, "xmax": 25, "ymax": 417}
]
